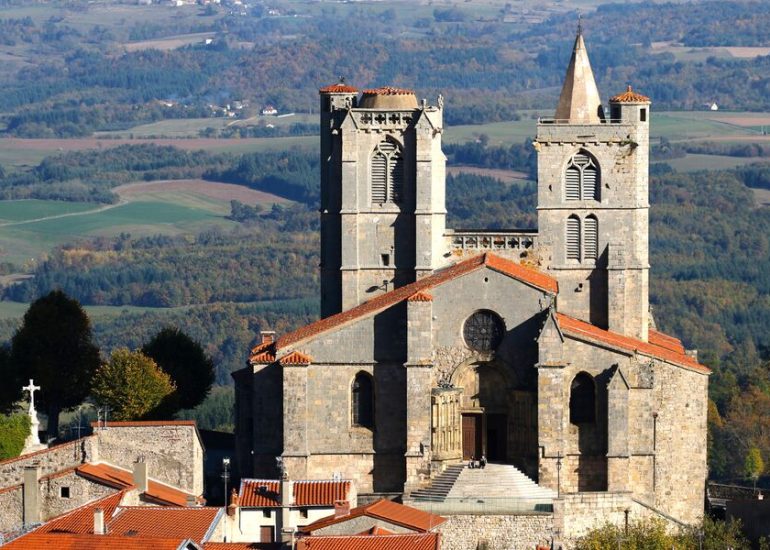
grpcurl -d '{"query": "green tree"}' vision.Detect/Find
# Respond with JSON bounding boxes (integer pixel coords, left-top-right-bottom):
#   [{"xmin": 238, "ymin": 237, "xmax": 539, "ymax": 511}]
[
  {"xmin": 0, "ymin": 346, "xmax": 21, "ymax": 414},
  {"xmin": 745, "ymin": 446, "xmax": 765, "ymax": 489},
  {"xmin": 92, "ymin": 348, "xmax": 174, "ymax": 421},
  {"xmin": 10, "ymin": 290, "xmax": 100, "ymax": 439},
  {"xmin": 0, "ymin": 413, "xmax": 31, "ymax": 460},
  {"xmin": 142, "ymin": 328, "xmax": 214, "ymax": 415}
]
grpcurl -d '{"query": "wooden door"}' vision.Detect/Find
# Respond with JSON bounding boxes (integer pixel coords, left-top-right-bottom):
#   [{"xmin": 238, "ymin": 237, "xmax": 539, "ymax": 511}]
[
  {"xmin": 462, "ymin": 414, "xmax": 482, "ymax": 460},
  {"xmin": 260, "ymin": 525, "xmax": 275, "ymax": 543}
]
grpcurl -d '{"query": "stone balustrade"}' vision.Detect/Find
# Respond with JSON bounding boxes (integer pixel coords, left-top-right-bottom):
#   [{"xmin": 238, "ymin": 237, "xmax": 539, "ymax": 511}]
[{"xmin": 446, "ymin": 230, "xmax": 538, "ymax": 252}]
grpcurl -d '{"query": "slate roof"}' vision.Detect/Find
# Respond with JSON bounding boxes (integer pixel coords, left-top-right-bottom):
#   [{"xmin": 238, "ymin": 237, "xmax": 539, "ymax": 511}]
[
  {"xmin": 297, "ymin": 533, "xmax": 440, "ymax": 550},
  {"xmin": 238, "ymin": 479, "xmax": 351, "ymax": 508},
  {"xmin": 268, "ymin": 253, "xmax": 557, "ymax": 353},
  {"xmin": 300, "ymin": 499, "xmax": 445, "ymax": 534},
  {"xmin": 556, "ymin": 313, "xmax": 710, "ymax": 374}
]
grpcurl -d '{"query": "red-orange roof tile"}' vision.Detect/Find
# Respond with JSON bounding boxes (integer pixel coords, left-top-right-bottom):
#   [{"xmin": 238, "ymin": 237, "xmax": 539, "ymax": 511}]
[
  {"xmin": 293, "ymin": 480, "xmax": 350, "ymax": 506},
  {"xmin": 357, "ymin": 527, "xmax": 396, "ymax": 536},
  {"xmin": 556, "ymin": 313, "xmax": 710, "ymax": 374},
  {"xmin": 76, "ymin": 463, "xmax": 200, "ymax": 506},
  {"xmin": 361, "ymin": 86, "xmax": 414, "ymax": 96},
  {"xmin": 648, "ymin": 329, "xmax": 685, "ymax": 354},
  {"xmin": 238, "ymin": 480, "xmax": 351, "ymax": 507},
  {"xmin": 279, "ymin": 351, "xmax": 313, "ymax": 366},
  {"xmin": 274, "ymin": 253, "xmax": 556, "ymax": 351},
  {"xmin": 301, "ymin": 499, "xmax": 445, "ymax": 533},
  {"xmin": 249, "ymin": 341, "xmax": 273, "ymax": 356},
  {"xmin": 38, "ymin": 491, "xmax": 127, "ymax": 534},
  {"xmin": 407, "ymin": 291, "xmax": 433, "ymax": 302},
  {"xmin": 610, "ymin": 85, "xmax": 650, "ymax": 103},
  {"xmin": 249, "ymin": 350, "xmax": 276, "ymax": 363},
  {"xmin": 319, "ymin": 84, "xmax": 358, "ymax": 94},
  {"xmin": 108, "ymin": 506, "xmax": 222, "ymax": 543},
  {"xmin": 238, "ymin": 480, "xmax": 280, "ymax": 507},
  {"xmin": 205, "ymin": 544, "xmax": 280, "ymax": 550},
  {"xmin": 298, "ymin": 533, "xmax": 439, "ymax": 550},
  {"xmin": 3, "ymin": 534, "xmax": 195, "ymax": 550}
]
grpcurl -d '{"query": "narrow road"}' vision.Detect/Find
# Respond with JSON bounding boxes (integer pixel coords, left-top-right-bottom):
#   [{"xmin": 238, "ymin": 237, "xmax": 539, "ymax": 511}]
[{"xmin": 0, "ymin": 200, "xmax": 126, "ymax": 228}]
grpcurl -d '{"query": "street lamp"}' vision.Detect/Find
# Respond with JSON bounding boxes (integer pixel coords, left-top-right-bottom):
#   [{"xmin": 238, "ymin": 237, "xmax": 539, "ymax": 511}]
[{"xmin": 222, "ymin": 457, "xmax": 231, "ymax": 507}]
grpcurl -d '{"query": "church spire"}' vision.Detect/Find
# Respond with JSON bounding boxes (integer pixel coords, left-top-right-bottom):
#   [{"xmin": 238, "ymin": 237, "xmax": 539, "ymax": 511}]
[{"xmin": 554, "ymin": 23, "xmax": 603, "ymax": 124}]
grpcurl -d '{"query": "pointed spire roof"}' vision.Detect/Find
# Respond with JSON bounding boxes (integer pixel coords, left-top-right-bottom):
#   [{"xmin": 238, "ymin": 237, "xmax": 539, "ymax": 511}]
[{"xmin": 555, "ymin": 26, "xmax": 603, "ymax": 124}]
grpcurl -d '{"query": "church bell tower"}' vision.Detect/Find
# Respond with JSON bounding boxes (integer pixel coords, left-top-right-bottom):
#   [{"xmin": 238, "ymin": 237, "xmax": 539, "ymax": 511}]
[
  {"xmin": 318, "ymin": 83, "xmax": 447, "ymax": 317},
  {"xmin": 535, "ymin": 29, "xmax": 651, "ymax": 340}
]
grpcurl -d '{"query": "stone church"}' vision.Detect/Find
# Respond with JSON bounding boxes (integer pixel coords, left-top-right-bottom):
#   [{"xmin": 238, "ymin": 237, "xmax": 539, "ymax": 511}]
[{"xmin": 234, "ymin": 30, "xmax": 709, "ymax": 525}]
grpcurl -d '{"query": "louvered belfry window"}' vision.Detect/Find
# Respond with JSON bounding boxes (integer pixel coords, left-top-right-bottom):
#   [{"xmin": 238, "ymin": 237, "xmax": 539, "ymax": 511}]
[
  {"xmin": 566, "ymin": 215, "xmax": 581, "ymax": 261},
  {"xmin": 371, "ymin": 140, "xmax": 403, "ymax": 204},
  {"xmin": 584, "ymin": 215, "xmax": 598, "ymax": 261},
  {"xmin": 565, "ymin": 152, "xmax": 599, "ymax": 201}
]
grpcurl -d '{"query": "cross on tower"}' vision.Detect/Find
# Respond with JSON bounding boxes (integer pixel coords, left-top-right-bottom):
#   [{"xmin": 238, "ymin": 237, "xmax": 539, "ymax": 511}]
[{"xmin": 22, "ymin": 379, "xmax": 40, "ymax": 411}]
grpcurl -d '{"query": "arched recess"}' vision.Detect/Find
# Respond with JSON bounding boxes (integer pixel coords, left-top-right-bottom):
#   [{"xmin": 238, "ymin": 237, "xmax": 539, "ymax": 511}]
[
  {"xmin": 565, "ymin": 150, "xmax": 600, "ymax": 201},
  {"xmin": 570, "ymin": 372, "xmax": 596, "ymax": 424},
  {"xmin": 351, "ymin": 372, "xmax": 374, "ymax": 429},
  {"xmin": 371, "ymin": 139, "xmax": 404, "ymax": 205}
]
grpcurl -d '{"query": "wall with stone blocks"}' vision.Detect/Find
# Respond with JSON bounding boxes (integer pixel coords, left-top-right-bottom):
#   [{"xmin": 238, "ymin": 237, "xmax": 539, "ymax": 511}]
[
  {"xmin": 92, "ymin": 425, "xmax": 203, "ymax": 495},
  {"xmin": 554, "ymin": 492, "xmax": 632, "ymax": 542},
  {"xmin": 0, "ymin": 487, "xmax": 23, "ymax": 534},
  {"xmin": 437, "ymin": 514, "xmax": 553, "ymax": 550},
  {"xmin": 0, "ymin": 438, "xmax": 93, "ymax": 488},
  {"xmin": 40, "ymin": 471, "xmax": 115, "ymax": 521}
]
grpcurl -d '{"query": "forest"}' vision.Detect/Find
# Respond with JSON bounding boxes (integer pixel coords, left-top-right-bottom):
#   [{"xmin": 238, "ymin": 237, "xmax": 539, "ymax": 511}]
[{"xmin": 1, "ymin": 1, "xmax": 770, "ymax": 136}]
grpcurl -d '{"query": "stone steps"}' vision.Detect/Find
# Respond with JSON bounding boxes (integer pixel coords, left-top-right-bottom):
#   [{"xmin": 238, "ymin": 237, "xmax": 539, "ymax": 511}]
[{"xmin": 409, "ymin": 464, "xmax": 464, "ymax": 502}]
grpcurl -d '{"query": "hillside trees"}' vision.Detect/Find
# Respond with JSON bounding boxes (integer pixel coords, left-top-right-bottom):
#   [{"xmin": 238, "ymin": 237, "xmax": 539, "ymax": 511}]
[
  {"xmin": 142, "ymin": 328, "xmax": 215, "ymax": 416},
  {"xmin": 0, "ymin": 413, "xmax": 31, "ymax": 460},
  {"xmin": 10, "ymin": 291, "xmax": 100, "ymax": 438},
  {"xmin": 92, "ymin": 348, "xmax": 174, "ymax": 421},
  {"xmin": 0, "ymin": 346, "xmax": 21, "ymax": 414}
]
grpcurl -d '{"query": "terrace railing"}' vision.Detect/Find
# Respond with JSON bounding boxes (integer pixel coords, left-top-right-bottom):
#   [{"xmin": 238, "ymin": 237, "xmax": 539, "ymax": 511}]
[{"xmin": 446, "ymin": 230, "xmax": 537, "ymax": 252}]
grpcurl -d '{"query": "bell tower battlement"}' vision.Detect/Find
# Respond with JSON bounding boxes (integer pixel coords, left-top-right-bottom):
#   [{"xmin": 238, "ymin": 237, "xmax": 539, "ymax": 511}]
[
  {"xmin": 535, "ymin": 29, "xmax": 651, "ymax": 341},
  {"xmin": 319, "ymin": 83, "xmax": 447, "ymax": 318}
]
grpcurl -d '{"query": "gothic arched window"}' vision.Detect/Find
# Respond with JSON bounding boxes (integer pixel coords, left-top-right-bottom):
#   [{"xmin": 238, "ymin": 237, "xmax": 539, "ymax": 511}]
[
  {"xmin": 566, "ymin": 215, "xmax": 581, "ymax": 261},
  {"xmin": 371, "ymin": 140, "xmax": 403, "ymax": 205},
  {"xmin": 570, "ymin": 372, "xmax": 596, "ymax": 424},
  {"xmin": 584, "ymin": 215, "xmax": 598, "ymax": 261},
  {"xmin": 565, "ymin": 151, "xmax": 600, "ymax": 201},
  {"xmin": 351, "ymin": 372, "xmax": 374, "ymax": 429}
]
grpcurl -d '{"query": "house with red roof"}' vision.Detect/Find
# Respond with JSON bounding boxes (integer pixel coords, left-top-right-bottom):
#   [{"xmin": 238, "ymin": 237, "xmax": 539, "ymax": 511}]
[{"xmin": 233, "ymin": 25, "xmax": 709, "ymax": 545}]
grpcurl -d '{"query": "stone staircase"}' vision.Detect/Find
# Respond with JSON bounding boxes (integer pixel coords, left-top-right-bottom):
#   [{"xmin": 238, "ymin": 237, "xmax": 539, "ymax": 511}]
[
  {"xmin": 409, "ymin": 463, "xmax": 556, "ymax": 503},
  {"xmin": 409, "ymin": 464, "xmax": 465, "ymax": 502}
]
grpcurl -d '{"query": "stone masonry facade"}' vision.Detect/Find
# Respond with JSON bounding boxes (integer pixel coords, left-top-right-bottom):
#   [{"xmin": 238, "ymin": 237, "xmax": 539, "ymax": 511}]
[{"xmin": 234, "ymin": 29, "xmax": 709, "ymax": 535}]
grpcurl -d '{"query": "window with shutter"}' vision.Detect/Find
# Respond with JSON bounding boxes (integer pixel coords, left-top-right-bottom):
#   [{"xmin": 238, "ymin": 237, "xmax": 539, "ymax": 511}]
[
  {"xmin": 584, "ymin": 215, "xmax": 598, "ymax": 261},
  {"xmin": 565, "ymin": 151, "xmax": 600, "ymax": 201},
  {"xmin": 371, "ymin": 140, "xmax": 403, "ymax": 205},
  {"xmin": 566, "ymin": 215, "xmax": 581, "ymax": 261}
]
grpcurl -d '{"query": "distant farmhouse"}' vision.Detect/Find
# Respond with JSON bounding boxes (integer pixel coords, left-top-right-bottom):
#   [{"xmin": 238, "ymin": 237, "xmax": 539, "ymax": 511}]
[{"xmin": 234, "ymin": 27, "xmax": 710, "ymax": 546}]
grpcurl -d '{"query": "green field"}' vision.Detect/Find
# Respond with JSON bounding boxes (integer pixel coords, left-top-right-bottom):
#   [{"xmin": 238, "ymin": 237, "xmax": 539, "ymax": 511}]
[
  {"xmin": 655, "ymin": 154, "xmax": 765, "ymax": 172},
  {"xmin": 0, "ymin": 200, "xmax": 97, "ymax": 223},
  {"xmin": 0, "ymin": 300, "xmax": 192, "ymax": 321}
]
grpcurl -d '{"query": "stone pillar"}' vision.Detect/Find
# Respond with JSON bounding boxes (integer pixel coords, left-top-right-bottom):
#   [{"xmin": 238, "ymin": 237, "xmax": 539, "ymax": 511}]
[
  {"xmin": 23, "ymin": 465, "xmax": 40, "ymax": 526},
  {"xmin": 403, "ymin": 291, "xmax": 433, "ymax": 494},
  {"xmin": 537, "ymin": 364, "xmax": 567, "ymax": 493},
  {"xmin": 282, "ymin": 364, "xmax": 309, "ymax": 480},
  {"xmin": 280, "ymin": 477, "xmax": 293, "ymax": 543},
  {"xmin": 607, "ymin": 368, "xmax": 630, "ymax": 492},
  {"xmin": 133, "ymin": 460, "xmax": 148, "ymax": 494}
]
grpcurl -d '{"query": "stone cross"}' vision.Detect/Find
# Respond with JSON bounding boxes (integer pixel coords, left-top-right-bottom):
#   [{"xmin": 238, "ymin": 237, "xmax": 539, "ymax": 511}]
[{"xmin": 22, "ymin": 379, "xmax": 40, "ymax": 412}]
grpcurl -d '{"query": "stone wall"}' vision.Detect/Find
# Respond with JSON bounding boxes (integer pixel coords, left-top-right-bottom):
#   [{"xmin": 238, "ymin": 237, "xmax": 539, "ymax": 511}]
[
  {"xmin": 0, "ymin": 486, "xmax": 23, "ymax": 533},
  {"xmin": 0, "ymin": 438, "xmax": 93, "ymax": 488},
  {"xmin": 437, "ymin": 514, "xmax": 553, "ymax": 550},
  {"xmin": 553, "ymin": 491, "xmax": 632, "ymax": 542},
  {"xmin": 92, "ymin": 423, "xmax": 204, "ymax": 495}
]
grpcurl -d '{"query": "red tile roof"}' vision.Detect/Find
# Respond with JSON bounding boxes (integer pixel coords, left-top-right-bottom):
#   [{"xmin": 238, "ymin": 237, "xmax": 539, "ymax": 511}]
[
  {"xmin": 107, "ymin": 506, "xmax": 222, "ymax": 542},
  {"xmin": 555, "ymin": 313, "xmax": 710, "ymax": 374},
  {"xmin": 279, "ymin": 351, "xmax": 313, "ymax": 366},
  {"xmin": 2, "ymin": 534, "xmax": 196, "ymax": 550},
  {"xmin": 250, "ymin": 351, "xmax": 277, "ymax": 363},
  {"xmin": 407, "ymin": 291, "xmax": 433, "ymax": 302},
  {"xmin": 610, "ymin": 85, "xmax": 650, "ymax": 103},
  {"xmin": 357, "ymin": 527, "xmax": 396, "ymax": 536},
  {"xmin": 205, "ymin": 544, "xmax": 281, "ymax": 550},
  {"xmin": 294, "ymin": 480, "xmax": 351, "ymax": 506},
  {"xmin": 361, "ymin": 86, "xmax": 415, "ymax": 96},
  {"xmin": 238, "ymin": 479, "xmax": 351, "ymax": 508},
  {"xmin": 273, "ymin": 253, "xmax": 557, "ymax": 351},
  {"xmin": 76, "ymin": 463, "xmax": 200, "ymax": 506},
  {"xmin": 38, "ymin": 491, "xmax": 127, "ymax": 534},
  {"xmin": 301, "ymin": 499, "xmax": 445, "ymax": 533},
  {"xmin": 319, "ymin": 84, "xmax": 358, "ymax": 94},
  {"xmin": 298, "ymin": 533, "xmax": 439, "ymax": 550},
  {"xmin": 238, "ymin": 480, "xmax": 280, "ymax": 507}
]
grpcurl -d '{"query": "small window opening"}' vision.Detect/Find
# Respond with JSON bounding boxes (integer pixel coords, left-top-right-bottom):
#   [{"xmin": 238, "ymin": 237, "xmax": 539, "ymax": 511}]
[
  {"xmin": 262, "ymin": 509, "xmax": 271, "ymax": 518},
  {"xmin": 60, "ymin": 486, "xmax": 70, "ymax": 498},
  {"xmin": 300, "ymin": 508, "xmax": 309, "ymax": 519},
  {"xmin": 381, "ymin": 253, "xmax": 390, "ymax": 267},
  {"xmin": 640, "ymin": 108, "xmax": 647, "ymax": 122}
]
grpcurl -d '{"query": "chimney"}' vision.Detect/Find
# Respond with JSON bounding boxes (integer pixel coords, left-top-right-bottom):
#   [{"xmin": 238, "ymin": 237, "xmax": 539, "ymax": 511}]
[
  {"xmin": 186, "ymin": 494, "xmax": 198, "ymax": 507},
  {"xmin": 261, "ymin": 331, "xmax": 276, "ymax": 345},
  {"xmin": 23, "ymin": 465, "xmax": 40, "ymax": 526},
  {"xmin": 133, "ymin": 459, "xmax": 148, "ymax": 494},
  {"xmin": 280, "ymin": 477, "xmax": 292, "ymax": 544},
  {"xmin": 333, "ymin": 500, "xmax": 350, "ymax": 518},
  {"xmin": 93, "ymin": 508, "xmax": 105, "ymax": 535},
  {"xmin": 227, "ymin": 488, "xmax": 239, "ymax": 517}
]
